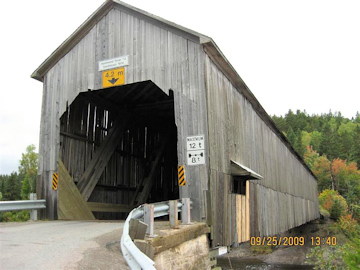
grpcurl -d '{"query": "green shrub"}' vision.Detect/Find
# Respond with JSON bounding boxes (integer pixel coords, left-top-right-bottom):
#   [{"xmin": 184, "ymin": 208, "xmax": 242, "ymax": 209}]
[
  {"xmin": 0, "ymin": 210, "xmax": 30, "ymax": 222},
  {"xmin": 306, "ymin": 245, "xmax": 347, "ymax": 269},
  {"xmin": 319, "ymin": 206, "xmax": 330, "ymax": 221},
  {"xmin": 337, "ymin": 215, "xmax": 360, "ymax": 238},
  {"xmin": 330, "ymin": 198, "xmax": 343, "ymax": 220},
  {"xmin": 319, "ymin": 189, "xmax": 348, "ymax": 219},
  {"xmin": 343, "ymin": 237, "xmax": 360, "ymax": 270}
]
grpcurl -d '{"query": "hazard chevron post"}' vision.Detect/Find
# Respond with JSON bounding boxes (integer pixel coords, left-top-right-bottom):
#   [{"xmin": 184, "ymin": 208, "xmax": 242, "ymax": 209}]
[
  {"xmin": 52, "ymin": 172, "xmax": 58, "ymax": 190},
  {"xmin": 178, "ymin": 165, "xmax": 186, "ymax": 186}
]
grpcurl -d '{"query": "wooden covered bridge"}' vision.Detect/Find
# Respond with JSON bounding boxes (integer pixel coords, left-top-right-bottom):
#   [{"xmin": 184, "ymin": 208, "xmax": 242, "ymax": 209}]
[{"xmin": 32, "ymin": 0, "xmax": 319, "ymax": 247}]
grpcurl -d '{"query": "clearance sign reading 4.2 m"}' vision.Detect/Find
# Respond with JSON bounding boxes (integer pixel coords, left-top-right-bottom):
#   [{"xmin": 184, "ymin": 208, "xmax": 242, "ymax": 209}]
[{"xmin": 102, "ymin": 67, "xmax": 125, "ymax": 88}]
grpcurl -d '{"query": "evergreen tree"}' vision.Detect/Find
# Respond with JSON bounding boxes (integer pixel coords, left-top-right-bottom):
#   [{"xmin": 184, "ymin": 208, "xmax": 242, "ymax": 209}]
[
  {"xmin": 295, "ymin": 129, "xmax": 304, "ymax": 156},
  {"xmin": 21, "ymin": 178, "xmax": 31, "ymax": 200},
  {"xmin": 4, "ymin": 172, "xmax": 21, "ymax": 201},
  {"xmin": 0, "ymin": 175, "xmax": 6, "ymax": 199},
  {"xmin": 286, "ymin": 126, "xmax": 297, "ymax": 149},
  {"xmin": 354, "ymin": 111, "xmax": 360, "ymax": 124},
  {"xmin": 310, "ymin": 131, "xmax": 322, "ymax": 151},
  {"xmin": 272, "ymin": 115, "xmax": 288, "ymax": 133},
  {"xmin": 319, "ymin": 122, "xmax": 339, "ymax": 160},
  {"xmin": 350, "ymin": 125, "xmax": 360, "ymax": 167},
  {"xmin": 339, "ymin": 131, "xmax": 353, "ymax": 160}
]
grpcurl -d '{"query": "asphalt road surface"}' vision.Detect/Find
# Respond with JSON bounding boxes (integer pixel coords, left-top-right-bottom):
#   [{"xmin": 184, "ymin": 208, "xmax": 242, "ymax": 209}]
[{"xmin": 0, "ymin": 220, "xmax": 129, "ymax": 270}]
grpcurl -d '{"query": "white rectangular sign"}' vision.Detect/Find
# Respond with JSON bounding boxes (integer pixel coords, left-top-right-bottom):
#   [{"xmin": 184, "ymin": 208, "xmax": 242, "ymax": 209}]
[
  {"xmin": 218, "ymin": 246, "xmax": 228, "ymax": 256},
  {"xmin": 186, "ymin": 135, "xmax": 205, "ymax": 151},
  {"xmin": 98, "ymin": 55, "xmax": 129, "ymax": 71},
  {"xmin": 187, "ymin": 149, "xmax": 206, "ymax": 166}
]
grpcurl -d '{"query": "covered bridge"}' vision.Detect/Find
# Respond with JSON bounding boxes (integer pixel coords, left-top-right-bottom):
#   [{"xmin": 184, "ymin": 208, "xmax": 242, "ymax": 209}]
[{"xmin": 32, "ymin": 0, "xmax": 319, "ymax": 247}]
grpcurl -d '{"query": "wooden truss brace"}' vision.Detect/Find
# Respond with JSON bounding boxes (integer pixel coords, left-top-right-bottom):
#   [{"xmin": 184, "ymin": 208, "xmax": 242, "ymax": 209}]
[
  {"xmin": 131, "ymin": 132, "xmax": 170, "ymax": 206},
  {"xmin": 57, "ymin": 159, "xmax": 95, "ymax": 220},
  {"xmin": 77, "ymin": 108, "xmax": 130, "ymax": 201}
]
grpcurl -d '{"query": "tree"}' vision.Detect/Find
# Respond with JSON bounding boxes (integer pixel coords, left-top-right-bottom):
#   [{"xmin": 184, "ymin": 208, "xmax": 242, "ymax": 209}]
[
  {"xmin": 295, "ymin": 129, "xmax": 304, "ymax": 156},
  {"xmin": 303, "ymin": 145, "xmax": 319, "ymax": 170},
  {"xmin": 350, "ymin": 125, "xmax": 360, "ymax": 167},
  {"xmin": 21, "ymin": 178, "xmax": 31, "ymax": 200},
  {"xmin": 3, "ymin": 172, "xmax": 21, "ymax": 201},
  {"xmin": 286, "ymin": 126, "xmax": 297, "ymax": 149},
  {"xmin": 313, "ymin": 155, "xmax": 332, "ymax": 192},
  {"xmin": 272, "ymin": 115, "xmax": 288, "ymax": 133},
  {"xmin": 318, "ymin": 189, "xmax": 348, "ymax": 220},
  {"xmin": 319, "ymin": 122, "xmax": 339, "ymax": 160},
  {"xmin": 309, "ymin": 131, "xmax": 322, "ymax": 151},
  {"xmin": 19, "ymin": 144, "xmax": 38, "ymax": 194},
  {"xmin": 331, "ymin": 158, "xmax": 347, "ymax": 192},
  {"xmin": 0, "ymin": 175, "xmax": 6, "ymax": 199}
]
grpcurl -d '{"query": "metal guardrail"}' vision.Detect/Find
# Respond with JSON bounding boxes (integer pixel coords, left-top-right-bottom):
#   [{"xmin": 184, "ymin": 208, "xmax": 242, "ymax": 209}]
[
  {"xmin": 120, "ymin": 198, "xmax": 192, "ymax": 270},
  {"xmin": 0, "ymin": 200, "xmax": 46, "ymax": 212},
  {"xmin": 0, "ymin": 194, "xmax": 45, "ymax": 220}
]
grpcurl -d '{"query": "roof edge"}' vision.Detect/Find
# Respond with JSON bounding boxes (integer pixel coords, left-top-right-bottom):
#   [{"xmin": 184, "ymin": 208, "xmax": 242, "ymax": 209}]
[
  {"xmin": 31, "ymin": 0, "xmax": 211, "ymax": 82},
  {"xmin": 31, "ymin": 0, "xmax": 114, "ymax": 82},
  {"xmin": 202, "ymin": 39, "xmax": 317, "ymax": 181}
]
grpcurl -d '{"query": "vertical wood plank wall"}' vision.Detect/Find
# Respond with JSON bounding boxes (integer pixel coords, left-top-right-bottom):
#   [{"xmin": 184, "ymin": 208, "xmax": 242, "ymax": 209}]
[
  {"xmin": 37, "ymin": 7, "xmax": 209, "ymax": 220},
  {"xmin": 204, "ymin": 54, "xmax": 319, "ymax": 246}
]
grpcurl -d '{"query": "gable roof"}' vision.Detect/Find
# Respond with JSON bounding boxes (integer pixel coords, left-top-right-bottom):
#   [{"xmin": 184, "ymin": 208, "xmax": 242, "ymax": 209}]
[
  {"xmin": 31, "ymin": 0, "xmax": 210, "ymax": 82},
  {"xmin": 31, "ymin": 0, "xmax": 316, "ymax": 179}
]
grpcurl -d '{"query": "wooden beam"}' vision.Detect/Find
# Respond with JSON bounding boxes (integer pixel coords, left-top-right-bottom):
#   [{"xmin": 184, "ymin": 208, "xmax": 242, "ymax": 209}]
[
  {"xmin": 131, "ymin": 133, "xmax": 169, "ymax": 205},
  {"xmin": 87, "ymin": 202, "xmax": 134, "ymax": 213},
  {"xmin": 60, "ymin": 131, "xmax": 97, "ymax": 145},
  {"xmin": 131, "ymin": 82, "xmax": 154, "ymax": 102},
  {"xmin": 57, "ymin": 160, "xmax": 95, "ymax": 220},
  {"xmin": 134, "ymin": 100, "xmax": 173, "ymax": 111},
  {"xmin": 129, "ymin": 219, "xmax": 148, "ymax": 240},
  {"xmin": 77, "ymin": 108, "xmax": 131, "ymax": 201},
  {"xmin": 78, "ymin": 91, "xmax": 120, "ymax": 112}
]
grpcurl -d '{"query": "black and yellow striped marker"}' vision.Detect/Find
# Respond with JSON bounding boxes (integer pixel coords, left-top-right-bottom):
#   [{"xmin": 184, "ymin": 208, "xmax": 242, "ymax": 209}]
[
  {"xmin": 52, "ymin": 172, "xmax": 58, "ymax": 191},
  {"xmin": 178, "ymin": 165, "xmax": 186, "ymax": 186}
]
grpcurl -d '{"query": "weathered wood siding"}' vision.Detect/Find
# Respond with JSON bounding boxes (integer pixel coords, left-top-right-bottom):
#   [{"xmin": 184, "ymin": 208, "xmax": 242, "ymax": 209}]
[
  {"xmin": 204, "ymin": 53, "xmax": 319, "ymax": 246},
  {"xmin": 37, "ymin": 6, "xmax": 209, "ymax": 220}
]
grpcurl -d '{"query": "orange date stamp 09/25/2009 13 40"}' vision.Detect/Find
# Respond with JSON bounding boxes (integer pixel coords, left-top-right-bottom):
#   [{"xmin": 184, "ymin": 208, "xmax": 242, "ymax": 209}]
[{"xmin": 250, "ymin": 236, "xmax": 337, "ymax": 246}]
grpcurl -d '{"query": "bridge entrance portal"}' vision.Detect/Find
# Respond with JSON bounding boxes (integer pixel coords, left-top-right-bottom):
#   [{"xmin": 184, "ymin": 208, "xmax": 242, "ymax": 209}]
[{"xmin": 58, "ymin": 81, "xmax": 179, "ymax": 220}]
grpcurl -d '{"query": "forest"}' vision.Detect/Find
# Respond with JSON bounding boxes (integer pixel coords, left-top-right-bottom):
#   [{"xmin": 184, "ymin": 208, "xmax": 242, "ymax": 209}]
[
  {"xmin": 272, "ymin": 110, "xmax": 360, "ymax": 269},
  {"xmin": 272, "ymin": 110, "xmax": 360, "ymax": 218},
  {"xmin": 0, "ymin": 144, "xmax": 38, "ymax": 221}
]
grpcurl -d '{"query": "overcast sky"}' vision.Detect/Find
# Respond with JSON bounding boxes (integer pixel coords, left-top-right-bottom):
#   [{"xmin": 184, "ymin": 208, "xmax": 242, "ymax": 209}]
[{"xmin": 0, "ymin": 0, "xmax": 359, "ymax": 175}]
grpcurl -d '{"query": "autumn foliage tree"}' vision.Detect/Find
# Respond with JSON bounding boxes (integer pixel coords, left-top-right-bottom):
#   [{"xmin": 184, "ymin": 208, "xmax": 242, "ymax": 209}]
[{"xmin": 319, "ymin": 189, "xmax": 348, "ymax": 220}]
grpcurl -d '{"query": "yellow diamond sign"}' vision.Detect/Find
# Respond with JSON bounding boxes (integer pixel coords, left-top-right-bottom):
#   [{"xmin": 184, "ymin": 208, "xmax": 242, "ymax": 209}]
[{"xmin": 102, "ymin": 67, "xmax": 125, "ymax": 88}]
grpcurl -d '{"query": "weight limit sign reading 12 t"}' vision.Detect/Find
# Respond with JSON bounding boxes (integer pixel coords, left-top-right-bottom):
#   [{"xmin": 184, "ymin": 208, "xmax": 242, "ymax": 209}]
[{"xmin": 186, "ymin": 135, "xmax": 205, "ymax": 165}]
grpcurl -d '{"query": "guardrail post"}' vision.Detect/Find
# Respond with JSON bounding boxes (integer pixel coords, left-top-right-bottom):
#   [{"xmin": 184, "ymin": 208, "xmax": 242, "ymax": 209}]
[
  {"xmin": 169, "ymin": 200, "xmax": 179, "ymax": 228},
  {"xmin": 30, "ymin": 193, "xmax": 37, "ymax": 221},
  {"xmin": 144, "ymin": 204, "xmax": 156, "ymax": 237},
  {"xmin": 181, "ymin": 198, "xmax": 191, "ymax": 224}
]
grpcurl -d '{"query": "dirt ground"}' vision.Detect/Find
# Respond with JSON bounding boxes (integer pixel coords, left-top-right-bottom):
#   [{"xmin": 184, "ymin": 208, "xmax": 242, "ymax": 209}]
[
  {"xmin": 223, "ymin": 219, "xmax": 347, "ymax": 267},
  {"xmin": 76, "ymin": 228, "xmax": 130, "ymax": 270}
]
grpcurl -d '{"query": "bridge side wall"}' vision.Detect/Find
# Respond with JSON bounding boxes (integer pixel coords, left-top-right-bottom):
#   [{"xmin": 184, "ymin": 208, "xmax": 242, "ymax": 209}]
[{"xmin": 203, "ymin": 53, "xmax": 319, "ymax": 246}]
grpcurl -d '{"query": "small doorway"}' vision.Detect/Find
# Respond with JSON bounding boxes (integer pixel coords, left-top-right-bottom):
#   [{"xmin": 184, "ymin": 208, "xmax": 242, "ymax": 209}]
[{"xmin": 230, "ymin": 160, "xmax": 263, "ymax": 243}]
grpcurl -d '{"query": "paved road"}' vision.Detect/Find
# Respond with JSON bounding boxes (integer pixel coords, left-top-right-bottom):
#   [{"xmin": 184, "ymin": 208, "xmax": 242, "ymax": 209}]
[{"xmin": 0, "ymin": 220, "xmax": 129, "ymax": 270}]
